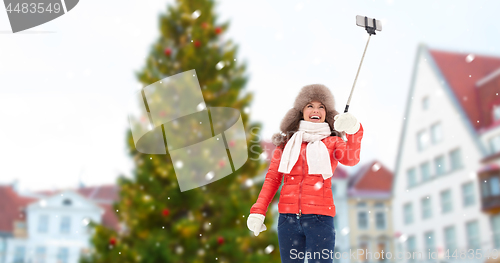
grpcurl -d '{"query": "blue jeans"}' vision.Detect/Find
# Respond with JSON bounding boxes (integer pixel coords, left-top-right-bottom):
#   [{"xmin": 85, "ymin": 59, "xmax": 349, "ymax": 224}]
[{"xmin": 277, "ymin": 213, "xmax": 336, "ymax": 263}]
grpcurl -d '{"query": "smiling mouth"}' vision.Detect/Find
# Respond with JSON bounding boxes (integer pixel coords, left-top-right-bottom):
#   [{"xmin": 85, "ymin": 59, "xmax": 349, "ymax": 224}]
[{"xmin": 310, "ymin": 116, "xmax": 321, "ymax": 120}]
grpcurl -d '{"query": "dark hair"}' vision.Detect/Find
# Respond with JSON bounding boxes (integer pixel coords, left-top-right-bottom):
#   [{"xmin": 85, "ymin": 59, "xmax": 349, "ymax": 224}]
[{"xmin": 274, "ymin": 109, "xmax": 344, "ymax": 149}]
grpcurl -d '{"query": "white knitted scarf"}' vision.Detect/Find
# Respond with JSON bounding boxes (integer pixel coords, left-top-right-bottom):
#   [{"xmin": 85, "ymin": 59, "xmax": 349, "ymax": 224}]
[{"xmin": 278, "ymin": 120, "xmax": 333, "ymax": 180}]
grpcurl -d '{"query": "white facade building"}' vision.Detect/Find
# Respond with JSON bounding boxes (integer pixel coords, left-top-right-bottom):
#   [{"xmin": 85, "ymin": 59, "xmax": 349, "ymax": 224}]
[
  {"xmin": 0, "ymin": 184, "xmax": 119, "ymax": 263},
  {"xmin": 392, "ymin": 44, "xmax": 500, "ymax": 263}
]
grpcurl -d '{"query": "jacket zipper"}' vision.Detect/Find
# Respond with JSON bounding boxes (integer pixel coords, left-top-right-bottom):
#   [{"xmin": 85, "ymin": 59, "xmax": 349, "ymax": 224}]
[{"xmin": 297, "ymin": 145, "xmax": 304, "ymax": 219}]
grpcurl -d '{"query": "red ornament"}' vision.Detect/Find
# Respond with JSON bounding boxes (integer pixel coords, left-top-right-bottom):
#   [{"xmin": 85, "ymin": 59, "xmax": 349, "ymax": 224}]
[
  {"xmin": 229, "ymin": 140, "xmax": 235, "ymax": 147},
  {"xmin": 109, "ymin": 237, "xmax": 116, "ymax": 246},
  {"xmin": 164, "ymin": 48, "xmax": 172, "ymax": 56},
  {"xmin": 215, "ymin": 27, "xmax": 222, "ymax": 34},
  {"xmin": 219, "ymin": 160, "xmax": 225, "ymax": 168},
  {"xmin": 162, "ymin": 208, "xmax": 170, "ymax": 216},
  {"xmin": 201, "ymin": 22, "xmax": 208, "ymax": 29},
  {"xmin": 217, "ymin": 236, "xmax": 224, "ymax": 245},
  {"xmin": 194, "ymin": 40, "xmax": 201, "ymax": 48}
]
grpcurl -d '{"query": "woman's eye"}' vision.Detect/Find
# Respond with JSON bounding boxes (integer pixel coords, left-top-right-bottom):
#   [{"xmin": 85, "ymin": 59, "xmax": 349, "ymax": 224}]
[{"xmin": 308, "ymin": 105, "xmax": 312, "ymax": 107}]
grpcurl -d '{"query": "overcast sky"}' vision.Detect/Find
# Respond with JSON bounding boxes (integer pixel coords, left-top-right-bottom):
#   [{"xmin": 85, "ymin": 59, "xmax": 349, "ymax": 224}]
[{"xmin": 0, "ymin": 0, "xmax": 499, "ymax": 192}]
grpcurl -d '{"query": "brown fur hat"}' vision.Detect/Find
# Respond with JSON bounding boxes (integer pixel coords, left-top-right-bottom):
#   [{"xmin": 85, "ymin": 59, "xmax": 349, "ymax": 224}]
[{"xmin": 271, "ymin": 84, "xmax": 343, "ymax": 147}]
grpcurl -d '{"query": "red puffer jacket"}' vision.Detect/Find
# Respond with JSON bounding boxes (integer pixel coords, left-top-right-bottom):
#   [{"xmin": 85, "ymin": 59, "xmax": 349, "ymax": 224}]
[{"xmin": 250, "ymin": 124, "xmax": 363, "ymax": 217}]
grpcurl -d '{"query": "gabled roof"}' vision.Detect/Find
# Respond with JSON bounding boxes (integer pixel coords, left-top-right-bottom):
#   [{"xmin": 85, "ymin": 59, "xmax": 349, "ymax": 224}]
[
  {"xmin": 348, "ymin": 160, "xmax": 393, "ymax": 198},
  {"xmin": 35, "ymin": 184, "xmax": 119, "ymax": 202},
  {"xmin": 429, "ymin": 49, "xmax": 500, "ymax": 132},
  {"xmin": 392, "ymin": 44, "xmax": 497, "ymax": 196},
  {"xmin": 76, "ymin": 184, "xmax": 119, "ymax": 203},
  {"xmin": 0, "ymin": 185, "xmax": 37, "ymax": 233}
]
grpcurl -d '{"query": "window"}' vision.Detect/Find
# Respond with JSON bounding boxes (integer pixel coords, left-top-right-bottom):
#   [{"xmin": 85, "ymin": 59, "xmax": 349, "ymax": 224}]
[
  {"xmin": 494, "ymin": 105, "xmax": 500, "ymax": 122},
  {"xmin": 430, "ymin": 122, "xmax": 443, "ymax": 144},
  {"xmin": 407, "ymin": 168, "xmax": 417, "ymax": 187},
  {"xmin": 332, "ymin": 184, "xmax": 337, "ymax": 198},
  {"xmin": 0, "ymin": 239, "xmax": 4, "ymax": 256},
  {"xmin": 449, "ymin": 148, "xmax": 462, "ymax": 171},
  {"xmin": 375, "ymin": 212, "xmax": 386, "ymax": 230},
  {"xmin": 358, "ymin": 212, "xmax": 368, "ymax": 229},
  {"xmin": 417, "ymin": 130, "xmax": 429, "ymax": 151},
  {"xmin": 444, "ymin": 226, "xmax": 456, "ymax": 251},
  {"xmin": 35, "ymin": 247, "xmax": 46, "ymax": 263},
  {"xmin": 358, "ymin": 241, "xmax": 369, "ymax": 261},
  {"xmin": 334, "ymin": 215, "xmax": 339, "ymax": 229},
  {"xmin": 492, "ymin": 214, "xmax": 500, "ymax": 248},
  {"xmin": 57, "ymin": 247, "xmax": 69, "ymax": 263},
  {"xmin": 422, "ymin": 96, "xmax": 429, "ymax": 110},
  {"xmin": 466, "ymin": 221, "xmax": 480, "ymax": 249},
  {"xmin": 63, "ymin": 199, "xmax": 72, "ymax": 206},
  {"xmin": 60, "ymin": 216, "xmax": 71, "ymax": 234},
  {"xmin": 15, "ymin": 222, "xmax": 26, "ymax": 230},
  {"xmin": 482, "ymin": 179, "xmax": 490, "ymax": 197},
  {"xmin": 404, "ymin": 203, "xmax": 413, "ymax": 225},
  {"xmin": 490, "ymin": 135, "xmax": 500, "ymax": 154},
  {"xmin": 357, "ymin": 202, "xmax": 367, "ymax": 208},
  {"xmin": 421, "ymin": 197, "xmax": 432, "ymax": 219},
  {"xmin": 374, "ymin": 202, "xmax": 384, "ymax": 208},
  {"xmin": 424, "ymin": 231, "xmax": 435, "ymax": 254},
  {"xmin": 484, "ymin": 177, "xmax": 500, "ymax": 197},
  {"xmin": 440, "ymin": 189, "xmax": 453, "ymax": 214},
  {"xmin": 407, "ymin": 235, "xmax": 417, "ymax": 262},
  {"xmin": 82, "ymin": 217, "xmax": 91, "ymax": 234},
  {"xmin": 38, "ymin": 215, "xmax": 49, "ymax": 233},
  {"xmin": 13, "ymin": 246, "xmax": 25, "ymax": 263},
  {"xmin": 493, "ymin": 177, "xmax": 500, "ymax": 196},
  {"xmin": 420, "ymin": 162, "xmax": 431, "ymax": 182},
  {"xmin": 462, "ymin": 182, "xmax": 475, "ymax": 207},
  {"xmin": 434, "ymin": 155, "xmax": 446, "ymax": 176}
]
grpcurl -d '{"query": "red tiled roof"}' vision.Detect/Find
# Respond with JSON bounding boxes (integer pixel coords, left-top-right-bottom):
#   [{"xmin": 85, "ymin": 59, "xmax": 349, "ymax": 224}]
[
  {"xmin": 0, "ymin": 185, "xmax": 37, "ymax": 233},
  {"xmin": 348, "ymin": 160, "xmax": 393, "ymax": 192},
  {"xmin": 428, "ymin": 49, "xmax": 500, "ymax": 132},
  {"xmin": 76, "ymin": 184, "xmax": 119, "ymax": 201},
  {"xmin": 34, "ymin": 184, "xmax": 119, "ymax": 202}
]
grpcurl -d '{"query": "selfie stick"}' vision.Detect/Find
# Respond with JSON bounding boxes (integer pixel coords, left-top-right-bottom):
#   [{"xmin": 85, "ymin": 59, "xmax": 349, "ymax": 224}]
[{"xmin": 344, "ymin": 16, "xmax": 382, "ymax": 113}]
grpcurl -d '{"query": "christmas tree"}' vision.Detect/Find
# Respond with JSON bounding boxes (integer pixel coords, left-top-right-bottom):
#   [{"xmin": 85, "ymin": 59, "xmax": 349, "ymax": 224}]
[{"xmin": 80, "ymin": 0, "xmax": 281, "ymax": 262}]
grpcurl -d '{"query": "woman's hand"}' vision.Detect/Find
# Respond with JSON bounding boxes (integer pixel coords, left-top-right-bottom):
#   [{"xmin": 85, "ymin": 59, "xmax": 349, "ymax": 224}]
[
  {"xmin": 247, "ymin": 213, "xmax": 267, "ymax": 236},
  {"xmin": 334, "ymin": 113, "xmax": 360, "ymax": 134}
]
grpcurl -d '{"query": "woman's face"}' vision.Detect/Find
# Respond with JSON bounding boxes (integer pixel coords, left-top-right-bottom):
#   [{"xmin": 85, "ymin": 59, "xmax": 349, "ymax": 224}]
[{"xmin": 302, "ymin": 100, "xmax": 326, "ymax": 123}]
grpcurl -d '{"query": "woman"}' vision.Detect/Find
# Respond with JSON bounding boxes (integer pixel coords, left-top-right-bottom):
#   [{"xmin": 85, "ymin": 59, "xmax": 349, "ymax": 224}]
[{"xmin": 246, "ymin": 84, "xmax": 363, "ymax": 263}]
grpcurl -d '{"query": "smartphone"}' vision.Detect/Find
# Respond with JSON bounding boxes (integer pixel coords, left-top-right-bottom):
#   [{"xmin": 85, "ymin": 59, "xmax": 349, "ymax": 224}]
[{"xmin": 356, "ymin": 15, "xmax": 382, "ymax": 31}]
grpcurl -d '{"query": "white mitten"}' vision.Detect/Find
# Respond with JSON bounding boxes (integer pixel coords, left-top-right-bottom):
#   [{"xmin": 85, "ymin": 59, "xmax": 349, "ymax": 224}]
[
  {"xmin": 334, "ymin": 112, "xmax": 360, "ymax": 134},
  {"xmin": 247, "ymin": 213, "xmax": 267, "ymax": 236}
]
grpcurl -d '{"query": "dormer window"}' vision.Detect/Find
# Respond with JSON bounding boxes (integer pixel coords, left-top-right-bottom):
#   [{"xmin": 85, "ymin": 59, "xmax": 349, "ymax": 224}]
[
  {"xmin": 422, "ymin": 96, "xmax": 429, "ymax": 110},
  {"xmin": 493, "ymin": 105, "xmax": 500, "ymax": 122},
  {"xmin": 63, "ymin": 199, "xmax": 72, "ymax": 206}
]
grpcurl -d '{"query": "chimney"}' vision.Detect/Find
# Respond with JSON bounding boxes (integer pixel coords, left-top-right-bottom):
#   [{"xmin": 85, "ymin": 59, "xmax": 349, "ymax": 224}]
[{"xmin": 11, "ymin": 179, "xmax": 20, "ymax": 193}]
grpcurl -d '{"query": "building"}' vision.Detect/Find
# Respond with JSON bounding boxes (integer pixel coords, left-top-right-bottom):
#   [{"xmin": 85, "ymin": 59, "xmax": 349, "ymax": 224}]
[
  {"xmin": 331, "ymin": 165, "xmax": 351, "ymax": 263},
  {"xmin": 348, "ymin": 160, "xmax": 394, "ymax": 263},
  {"xmin": 392, "ymin": 44, "xmax": 500, "ymax": 263},
  {"xmin": 0, "ymin": 183, "xmax": 120, "ymax": 263}
]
